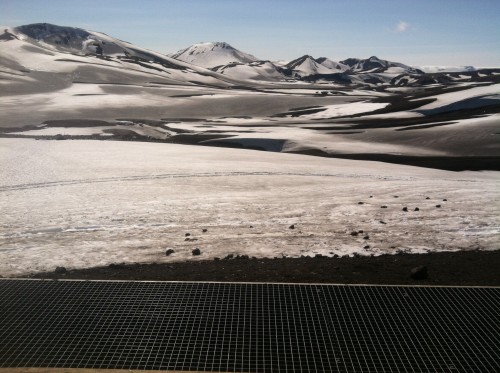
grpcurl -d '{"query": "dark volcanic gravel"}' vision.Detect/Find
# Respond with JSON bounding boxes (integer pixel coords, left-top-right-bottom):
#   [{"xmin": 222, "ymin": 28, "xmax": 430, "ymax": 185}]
[{"xmin": 30, "ymin": 250, "xmax": 500, "ymax": 286}]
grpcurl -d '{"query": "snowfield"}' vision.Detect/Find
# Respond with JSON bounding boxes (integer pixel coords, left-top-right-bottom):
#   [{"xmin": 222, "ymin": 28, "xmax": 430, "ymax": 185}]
[
  {"xmin": 1, "ymin": 23, "xmax": 499, "ymax": 278},
  {"xmin": 1, "ymin": 139, "xmax": 498, "ymax": 277}
]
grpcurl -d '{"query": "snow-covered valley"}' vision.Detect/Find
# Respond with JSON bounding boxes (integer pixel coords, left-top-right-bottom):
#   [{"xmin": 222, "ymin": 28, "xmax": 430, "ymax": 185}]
[
  {"xmin": 1, "ymin": 139, "xmax": 498, "ymax": 277},
  {"xmin": 0, "ymin": 23, "xmax": 499, "ymax": 277}
]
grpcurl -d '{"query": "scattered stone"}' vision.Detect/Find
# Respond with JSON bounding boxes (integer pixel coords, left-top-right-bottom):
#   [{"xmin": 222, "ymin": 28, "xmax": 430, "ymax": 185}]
[
  {"xmin": 379, "ymin": 220, "xmax": 387, "ymax": 224},
  {"xmin": 425, "ymin": 197, "xmax": 430, "ymax": 200},
  {"xmin": 350, "ymin": 231, "xmax": 359, "ymax": 236},
  {"xmin": 185, "ymin": 237, "xmax": 198, "ymax": 241},
  {"xmin": 202, "ymin": 228, "xmax": 208, "ymax": 233},
  {"xmin": 358, "ymin": 202, "xmax": 364, "ymax": 205},
  {"xmin": 55, "ymin": 266, "xmax": 67, "ymax": 274},
  {"xmin": 402, "ymin": 207, "xmax": 408, "ymax": 212},
  {"xmin": 410, "ymin": 266, "xmax": 428, "ymax": 280},
  {"xmin": 185, "ymin": 233, "xmax": 191, "ymax": 237},
  {"xmin": 436, "ymin": 204, "xmax": 441, "ymax": 208},
  {"xmin": 289, "ymin": 224, "xmax": 295, "ymax": 230},
  {"xmin": 394, "ymin": 195, "xmax": 399, "ymax": 198},
  {"xmin": 364, "ymin": 245, "xmax": 370, "ymax": 249},
  {"xmin": 369, "ymin": 195, "xmax": 373, "ymax": 198},
  {"xmin": 192, "ymin": 248, "xmax": 201, "ymax": 256},
  {"xmin": 414, "ymin": 207, "xmax": 420, "ymax": 211},
  {"xmin": 358, "ymin": 230, "xmax": 364, "ymax": 233},
  {"xmin": 249, "ymin": 225, "xmax": 254, "ymax": 228},
  {"xmin": 165, "ymin": 249, "xmax": 175, "ymax": 256},
  {"xmin": 381, "ymin": 205, "xmax": 388, "ymax": 208},
  {"xmin": 363, "ymin": 235, "xmax": 370, "ymax": 240},
  {"xmin": 443, "ymin": 199, "xmax": 448, "ymax": 201}
]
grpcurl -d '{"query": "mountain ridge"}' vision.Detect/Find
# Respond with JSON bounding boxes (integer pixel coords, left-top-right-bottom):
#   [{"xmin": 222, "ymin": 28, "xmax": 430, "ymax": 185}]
[{"xmin": 3, "ymin": 23, "xmax": 498, "ymax": 87}]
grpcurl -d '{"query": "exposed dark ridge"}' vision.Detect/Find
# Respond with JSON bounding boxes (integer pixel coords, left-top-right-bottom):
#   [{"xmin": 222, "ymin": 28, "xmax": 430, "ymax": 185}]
[
  {"xmin": 0, "ymin": 29, "xmax": 18, "ymax": 41},
  {"xmin": 43, "ymin": 119, "xmax": 114, "ymax": 127},
  {"xmin": 302, "ymin": 73, "xmax": 352, "ymax": 83},
  {"xmin": 16, "ymin": 23, "xmax": 90, "ymax": 42},
  {"xmin": 286, "ymin": 54, "xmax": 315, "ymax": 69}
]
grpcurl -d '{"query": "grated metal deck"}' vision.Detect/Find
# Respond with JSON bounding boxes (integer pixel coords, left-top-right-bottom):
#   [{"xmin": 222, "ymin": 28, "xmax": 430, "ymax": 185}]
[{"xmin": 0, "ymin": 280, "xmax": 498, "ymax": 372}]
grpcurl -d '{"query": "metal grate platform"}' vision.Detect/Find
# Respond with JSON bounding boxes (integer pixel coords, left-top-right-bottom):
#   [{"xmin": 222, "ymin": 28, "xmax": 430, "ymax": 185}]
[{"xmin": 0, "ymin": 280, "xmax": 498, "ymax": 372}]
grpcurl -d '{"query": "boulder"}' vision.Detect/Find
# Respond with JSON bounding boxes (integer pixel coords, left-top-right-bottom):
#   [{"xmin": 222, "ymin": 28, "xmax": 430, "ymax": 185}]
[{"xmin": 55, "ymin": 266, "xmax": 67, "ymax": 274}]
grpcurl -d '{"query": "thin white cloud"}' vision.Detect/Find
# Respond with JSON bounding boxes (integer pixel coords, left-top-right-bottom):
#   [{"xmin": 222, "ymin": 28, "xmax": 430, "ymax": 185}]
[{"xmin": 396, "ymin": 21, "xmax": 409, "ymax": 33}]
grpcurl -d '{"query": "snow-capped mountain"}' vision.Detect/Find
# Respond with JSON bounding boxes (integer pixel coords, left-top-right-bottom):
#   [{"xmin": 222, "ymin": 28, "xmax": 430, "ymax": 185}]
[
  {"xmin": 285, "ymin": 55, "xmax": 337, "ymax": 77},
  {"xmin": 2, "ymin": 23, "xmax": 497, "ymax": 89},
  {"xmin": 0, "ymin": 23, "xmax": 244, "ymax": 89},
  {"xmin": 170, "ymin": 42, "xmax": 259, "ymax": 68},
  {"xmin": 340, "ymin": 56, "xmax": 424, "ymax": 74},
  {"xmin": 14, "ymin": 23, "xmax": 163, "ymax": 60}
]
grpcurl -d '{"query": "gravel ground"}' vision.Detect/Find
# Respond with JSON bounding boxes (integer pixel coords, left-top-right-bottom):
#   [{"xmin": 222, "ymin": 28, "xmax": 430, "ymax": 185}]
[{"xmin": 29, "ymin": 250, "xmax": 500, "ymax": 286}]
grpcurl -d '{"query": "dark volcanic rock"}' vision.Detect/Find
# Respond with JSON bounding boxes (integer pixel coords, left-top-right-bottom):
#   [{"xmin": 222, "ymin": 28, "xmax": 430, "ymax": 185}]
[
  {"xmin": 436, "ymin": 205, "xmax": 441, "ymax": 208},
  {"xmin": 410, "ymin": 266, "xmax": 428, "ymax": 280},
  {"xmin": 350, "ymin": 231, "xmax": 359, "ymax": 236},
  {"xmin": 165, "ymin": 249, "xmax": 175, "ymax": 256},
  {"xmin": 402, "ymin": 207, "xmax": 408, "ymax": 212},
  {"xmin": 202, "ymin": 228, "xmax": 208, "ymax": 233},
  {"xmin": 381, "ymin": 205, "xmax": 388, "ymax": 209},
  {"xmin": 414, "ymin": 207, "xmax": 420, "ymax": 211},
  {"xmin": 192, "ymin": 248, "xmax": 201, "ymax": 256}
]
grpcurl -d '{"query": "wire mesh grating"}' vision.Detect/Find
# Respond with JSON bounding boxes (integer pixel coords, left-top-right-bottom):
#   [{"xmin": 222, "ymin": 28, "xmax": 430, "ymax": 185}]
[{"xmin": 0, "ymin": 280, "xmax": 498, "ymax": 372}]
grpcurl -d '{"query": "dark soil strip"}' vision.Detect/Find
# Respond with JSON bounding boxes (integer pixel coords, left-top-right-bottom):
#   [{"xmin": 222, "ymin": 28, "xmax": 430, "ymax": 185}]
[
  {"xmin": 29, "ymin": 250, "xmax": 500, "ymax": 286},
  {"xmin": 289, "ymin": 151, "xmax": 500, "ymax": 171},
  {"xmin": 395, "ymin": 121, "xmax": 457, "ymax": 131}
]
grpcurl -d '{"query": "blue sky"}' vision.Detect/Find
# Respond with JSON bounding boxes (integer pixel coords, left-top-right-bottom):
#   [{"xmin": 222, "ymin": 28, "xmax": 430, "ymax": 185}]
[{"xmin": 1, "ymin": 0, "xmax": 499, "ymax": 66}]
